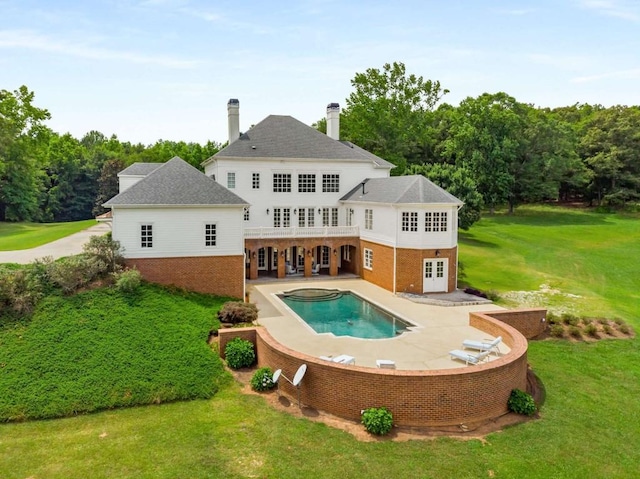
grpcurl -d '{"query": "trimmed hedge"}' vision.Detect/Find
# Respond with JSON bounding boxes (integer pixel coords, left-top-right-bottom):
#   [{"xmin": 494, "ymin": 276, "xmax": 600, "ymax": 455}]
[
  {"xmin": 224, "ymin": 338, "xmax": 256, "ymax": 369},
  {"xmin": 0, "ymin": 283, "xmax": 232, "ymax": 421},
  {"xmin": 361, "ymin": 407, "xmax": 394, "ymax": 435}
]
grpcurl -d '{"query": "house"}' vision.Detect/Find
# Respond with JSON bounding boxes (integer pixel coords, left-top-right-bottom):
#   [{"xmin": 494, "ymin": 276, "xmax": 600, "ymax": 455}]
[{"xmin": 103, "ymin": 100, "xmax": 463, "ymax": 299}]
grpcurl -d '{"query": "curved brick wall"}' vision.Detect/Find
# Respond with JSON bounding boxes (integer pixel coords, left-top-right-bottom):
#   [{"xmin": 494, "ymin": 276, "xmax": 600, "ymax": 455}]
[{"xmin": 220, "ymin": 311, "xmax": 532, "ymax": 427}]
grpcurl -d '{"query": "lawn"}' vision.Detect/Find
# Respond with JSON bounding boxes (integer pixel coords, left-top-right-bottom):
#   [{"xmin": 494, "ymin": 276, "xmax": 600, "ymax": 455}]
[
  {"xmin": 1, "ymin": 205, "xmax": 639, "ymax": 478},
  {"xmin": 0, "ymin": 219, "xmax": 97, "ymax": 250}
]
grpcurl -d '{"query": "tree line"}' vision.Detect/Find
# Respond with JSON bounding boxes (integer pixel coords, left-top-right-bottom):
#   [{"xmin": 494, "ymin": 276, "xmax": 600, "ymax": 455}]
[
  {"xmin": 3, "ymin": 65, "xmax": 640, "ymax": 227},
  {"xmin": 0, "ymin": 86, "xmax": 221, "ymax": 222}
]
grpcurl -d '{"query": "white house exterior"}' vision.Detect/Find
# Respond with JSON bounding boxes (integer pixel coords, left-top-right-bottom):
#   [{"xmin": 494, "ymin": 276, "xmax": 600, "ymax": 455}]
[{"xmin": 103, "ymin": 100, "xmax": 463, "ymax": 298}]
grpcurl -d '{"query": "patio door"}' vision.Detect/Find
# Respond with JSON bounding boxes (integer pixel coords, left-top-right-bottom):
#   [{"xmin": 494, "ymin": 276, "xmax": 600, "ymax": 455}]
[{"xmin": 423, "ymin": 259, "xmax": 448, "ymax": 292}]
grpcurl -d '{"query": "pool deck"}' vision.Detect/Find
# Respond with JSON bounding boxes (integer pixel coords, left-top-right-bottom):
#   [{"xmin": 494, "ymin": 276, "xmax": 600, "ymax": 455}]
[{"xmin": 249, "ymin": 278, "xmax": 510, "ymax": 371}]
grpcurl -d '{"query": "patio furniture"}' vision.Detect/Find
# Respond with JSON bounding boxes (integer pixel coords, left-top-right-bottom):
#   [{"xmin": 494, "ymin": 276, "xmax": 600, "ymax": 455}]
[
  {"xmin": 376, "ymin": 359, "xmax": 396, "ymax": 369},
  {"xmin": 286, "ymin": 262, "xmax": 297, "ymax": 275},
  {"xmin": 462, "ymin": 336, "xmax": 502, "ymax": 356},
  {"xmin": 311, "ymin": 263, "xmax": 320, "ymax": 275},
  {"xmin": 320, "ymin": 354, "xmax": 355, "ymax": 365},
  {"xmin": 449, "ymin": 349, "xmax": 491, "ymax": 365}
]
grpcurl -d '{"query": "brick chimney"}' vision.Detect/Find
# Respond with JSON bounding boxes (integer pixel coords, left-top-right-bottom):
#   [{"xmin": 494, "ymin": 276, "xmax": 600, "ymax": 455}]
[
  {"xmin": 326, "ymin": 102, "xmax": 340, "ymax": 140},
  {"xmin": 227, "ymin": 98, "xmax": 240, "ymax": 144}
]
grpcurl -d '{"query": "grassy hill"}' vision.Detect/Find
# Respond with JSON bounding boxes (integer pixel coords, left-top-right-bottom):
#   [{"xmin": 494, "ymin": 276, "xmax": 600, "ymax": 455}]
[
  {"xmin": 0, "ymin": 206, "xmax": 638, "ymax": 478},
  {"xmin": 0, "ymin": 219, "xmax": 97, "ymax": 250}
]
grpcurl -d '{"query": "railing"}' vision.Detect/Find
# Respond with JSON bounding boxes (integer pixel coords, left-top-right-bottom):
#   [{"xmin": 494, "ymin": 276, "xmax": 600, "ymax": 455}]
[{"xmin": 244, "ymin": 226, "xmax": 359, "ymax": 239}]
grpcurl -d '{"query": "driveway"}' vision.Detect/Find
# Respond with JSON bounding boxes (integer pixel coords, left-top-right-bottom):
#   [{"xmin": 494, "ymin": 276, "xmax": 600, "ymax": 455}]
[{"xmin": 0, "ymin": 223, "xmax": 111, "ymax": 264}]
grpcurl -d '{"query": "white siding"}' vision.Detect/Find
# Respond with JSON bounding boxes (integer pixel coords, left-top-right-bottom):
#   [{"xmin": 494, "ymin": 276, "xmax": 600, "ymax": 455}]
[
  {"xmin": 111, "ymin": 206, "xmax": 244, "ymax": 258},
  {"xmin": 351, "ymin": 204, "xmax": 397, "ymax": 246},
  {"xmin": 395, "ymin": 205, "xmax": 459, "ymax": 249},
  {"xmin": 208, "ymin": 157, "xmax": 388, "ymax": 228}
]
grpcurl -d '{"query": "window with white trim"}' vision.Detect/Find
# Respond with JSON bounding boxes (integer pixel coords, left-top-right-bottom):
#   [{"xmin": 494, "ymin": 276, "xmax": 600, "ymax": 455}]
[
  {"xmin": 298, "ymin": 207, "xmax": 306, "ymax": 227},
  {"xmin": 273, "ymin": 173, "xmax": 291, "ymax": 192},
  {"xmin": 321, "ymin": 207, "xmax": 338, "ymax": 227},
  {"xmin": 307, "ymin": 207, "xmax": 315, "ymax": 227},
  {"xmin": 343, "ymin": 246, "xmax": 351, "ymax": 261},
  {"xmin": 322, "ymin": 174, "xmax": 340, "ymax": 192},
  {"xmin": 227, "ymin": 172, "xmax": 235, "ymax": 189},
  {"xmin": 365, "ymin": 209, "xmax": 373, "ymax": 230},
  {"xmin": 273, "ymin": 208, "xmax": 291, "ymax": 227},
  {"xmin": 364, "ymin": 248, "xmax": 373, "ymax": 270},
  {"xmin": 141, "ymin": 224, "xmax": 153, "ymax": 248},
  {"xmin": 298, "ymin": 174, "xmax": 316, "ymax": 193},
  {"xmin": 346, "ymin": 208, "xmax": 353, "ymax": 226},
  {"xmin": 252, "ymin": 172, "xmax": 260, "ymax": 189},
  {"xmin": 425, "ymin": 211, "xmax": 448, "ymax": 232},
  {"xmin": 243, "ymin": 207, "xmax": 250, "ymax": 221},
  {"xmin": 205, "ymin": 224, "xmax": 216, "ymax": 246},
  {"xmin": 402, "ymin": 211, "xmax": 418, "ymax": 232}
]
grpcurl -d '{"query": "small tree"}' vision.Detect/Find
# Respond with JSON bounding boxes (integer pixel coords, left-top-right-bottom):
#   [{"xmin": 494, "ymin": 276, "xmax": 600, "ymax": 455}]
[{"xmin": 83, "ymin": 232, "xmax": 124, "ymax": 273}]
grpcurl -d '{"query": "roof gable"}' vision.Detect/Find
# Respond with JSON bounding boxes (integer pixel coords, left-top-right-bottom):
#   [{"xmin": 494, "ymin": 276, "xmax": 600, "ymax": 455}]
[
  {"xmin": 104, "ymin": 157, "xmax": 248, "ymax": 207},
  {"xmin": 340, "ymin": 175, "xmax": 463, "ymax": 205},
  {"xmin": 212, "ymin": 115, "xmax": 394, "ymax": 167},
  {"xmin": 118, "ymin": 162, "xmax": 163, "ymax": 176}
]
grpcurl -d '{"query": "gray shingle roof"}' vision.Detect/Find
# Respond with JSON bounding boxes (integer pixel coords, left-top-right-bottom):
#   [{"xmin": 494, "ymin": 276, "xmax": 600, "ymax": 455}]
[
  {"xmin": 212, "ymin": 115, "xmax": 394, "ymax": 168},
  {"xmin": 340, "ymin": 175, "xmax": 463, "ymax": 205},
  {"xmin": 104, "ymin": 157, "xmax": 248, "ymax": 207},
  {"xmin": 118, "ymin": 162, "xmax": 163, "ymax": 176}
]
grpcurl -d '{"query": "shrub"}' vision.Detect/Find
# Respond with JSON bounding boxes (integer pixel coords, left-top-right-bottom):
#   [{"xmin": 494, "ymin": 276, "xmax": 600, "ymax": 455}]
[
  {"xmin": 550, "ymin": 324, "xmax": 565, "ymax": 338},
  {"xmin": 561, "ymin": 313, "xmax": 579, "ymax": 326},
  {"xmin": 618, "ymin": 324, "xmax": 631, "ymax": 335},
  {"xmin": 83, "ymin": 233, "xmax": 125, "ymax": 273},
  {"xmin": 568, "ymin": 326, "xmax": 582, "ymax": 339},
  {"xmin": 485, "ymin": 290, "xmax": 500, "ymax": 302},
  {"xmin": 0, "ymin": 266, "xmax": 44, "ymax": 316},
  {"xmin": 584, "ymin": 323, "xmax": 599, "ymax": 338},
  {"xmin": 224, "ymin": 337, "xmax": 255, "ymax": 369},
  {"xmin": 602, "ymin": 324, "xmax": 613, "ymax": 335},
  {"xmin": 47, "ymin": 255, "xmax": 105, "ymax": 294},
  {"xmin": 507, "ymin": 389, "xmax": 536, "ymax": 416},
  {"xmin": 114, "ymin": 268, "xmax": 142, "ymax": 293},
  {"xmin": 250, "ymin": 367, "xmax": 275, "ymax": 392},
  {"xmin": 361, "ymin": 407, "xmax": 394, "ymax": 435},
  {"xmin": 546, "ymin": 311, "xmax": 558, "ymax": 325},
  {"xmin": 218, "ymin": 301, "xmax": 258, "ymax": 325},
  {"xmin": 614, "ymin": 318, "xmax": 624, "ymax": 326},
  {"xmin": 581, "ymin": 316, "xmax": 593, "ymax": 326}
]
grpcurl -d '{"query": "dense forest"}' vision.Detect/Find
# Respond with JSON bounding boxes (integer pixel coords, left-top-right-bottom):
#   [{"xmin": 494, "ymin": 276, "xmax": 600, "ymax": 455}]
[{"xmin": 2, "ymin": 62, "xmax": 639, "ymax": 227}]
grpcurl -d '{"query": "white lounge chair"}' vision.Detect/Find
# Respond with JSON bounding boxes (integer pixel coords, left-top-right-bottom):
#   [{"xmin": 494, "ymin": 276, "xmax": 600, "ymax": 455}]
[
  {"xmin": 311, "ymin": 263, "xmax": 320, "ymax": 275},
  {"xmin": 320, "ymin": 354, "xmax": 355, "ymax": 365},
  {"xmin": 376, "ymin": 359, "xmax": 396, "ymax": 369},
  {"xmin": 449, "ymin": 349, "xmax": 491, "ymax": 365},
  {"xmin": 286, "ymin": 263, "xmax": 297, "ymax": 275},
  {"xmin": 462, "ymin": 336, "xmax": 502, "ymax": 356}
]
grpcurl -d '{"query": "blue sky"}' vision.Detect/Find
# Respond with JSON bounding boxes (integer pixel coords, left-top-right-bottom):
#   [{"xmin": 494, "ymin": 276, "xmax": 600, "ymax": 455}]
[{"xmin": 2, "ymin": 0, "xmax": 639, "ymax": 145}]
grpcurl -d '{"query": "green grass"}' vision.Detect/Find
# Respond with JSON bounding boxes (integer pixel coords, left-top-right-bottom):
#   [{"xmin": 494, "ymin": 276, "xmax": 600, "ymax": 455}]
[
  {"xmin": 459, "ymin": 205, "xmax": 640, "ymax": 322},
  {"xmin": 1, "ymin": 205, "xmax": 639, "ymax": 478},
  {"xmin": 0, "ymin": 219, "xmax": 97, "ymax": 250},
  {"xmin": 0, "ymin": 283, "xmax": 231, "ymax": 421}
]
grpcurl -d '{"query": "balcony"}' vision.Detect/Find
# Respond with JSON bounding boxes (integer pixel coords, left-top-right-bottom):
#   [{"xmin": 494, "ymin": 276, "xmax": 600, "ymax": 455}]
[{"xmin": 244, "ymin": 226, "xmax": 359, "ymax": 239}]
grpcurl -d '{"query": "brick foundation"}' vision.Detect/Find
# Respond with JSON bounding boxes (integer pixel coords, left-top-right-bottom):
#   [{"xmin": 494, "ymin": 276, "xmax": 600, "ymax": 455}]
[
  {"xmin": 126, "ymin": 255, "xmax": 244, "ymax": 298},
  {"xmin": 219, "ymin": 310, "xmax": 530, "ymax": 427}
]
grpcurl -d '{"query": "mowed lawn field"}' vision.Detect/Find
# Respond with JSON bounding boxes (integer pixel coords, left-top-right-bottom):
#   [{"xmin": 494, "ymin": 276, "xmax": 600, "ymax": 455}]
[
  {"xmin": 0, "ymin": 220, "xmax": 97, "ymax": 251},
  {"xmin": 1, "ymin": 206, "xmax": 639, "ymax": 478}
]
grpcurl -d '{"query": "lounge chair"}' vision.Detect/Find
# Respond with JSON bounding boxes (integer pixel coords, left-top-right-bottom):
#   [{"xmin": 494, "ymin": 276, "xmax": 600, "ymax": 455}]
[
  {"xmin": 462, "ymin": 336, "xmax": 502, "ymax": 356},
  {"xmin": 449, "ymin": 349, "xmax": 491, "ymax": 365},
  {"xmin": 376, "ymin": 359, "xmax": 396, "ymax": 369},
  {"xmin": 286, "ymin": 263, "xmax": 297, "ymax": 275},
  {"xmin": 311, "ymin": 263, "xmax": 320, "ymax": 275},
  {"xmin": 320, "ymin": 354, "xmax": 355, "ymax": 365}
]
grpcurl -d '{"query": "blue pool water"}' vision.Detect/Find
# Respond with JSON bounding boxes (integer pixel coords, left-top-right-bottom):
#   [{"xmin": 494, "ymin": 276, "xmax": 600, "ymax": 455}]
[{"xmin": 278, "ymin": 289, "xmax": 412, "ymax": 339}]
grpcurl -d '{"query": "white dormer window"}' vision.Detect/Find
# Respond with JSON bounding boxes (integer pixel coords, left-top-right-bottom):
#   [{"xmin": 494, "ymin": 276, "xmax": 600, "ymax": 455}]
[{"xmin": 227, "ymin": 172, "xmax": 235, "ymax": 189}]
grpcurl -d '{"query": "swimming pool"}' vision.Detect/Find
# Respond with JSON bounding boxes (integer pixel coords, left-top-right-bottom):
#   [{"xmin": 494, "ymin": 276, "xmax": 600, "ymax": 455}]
[{"xmin": 277, "ymin": 288, "xmax": 414, "ymax": 339}]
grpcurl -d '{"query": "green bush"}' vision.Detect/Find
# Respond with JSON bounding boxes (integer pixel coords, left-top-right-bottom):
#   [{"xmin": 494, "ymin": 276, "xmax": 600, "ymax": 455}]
[
  {"xmin": 584, "ymin": 323, "xmax": 599, "ymax": 338},
  {"xmin": 550, "ymin": 324, "xmax": 565, "ymax": 338},
  {"xmin": 218, "ymin": 301, "xmax": 258, "ymax": 325},
  {"xmin": 602, "ymin": 324, "xmax": 613, "ymax": 335},
  {"xmin": 507, "ymin": 389, "xmax": 536, "ymax": 416},
  {"xmin": 568, "ymin": 326, "xmax": 582, "ymax": 338},
  {"xmin": 224, "ymin": 337, "xmax": 255, "ymax": 369},
  {"xmin": 83, "ymin": 233, "xmax": 124, "ymax": 273},
  {"xmin": 618, "ymin": 324, "xmax": 631, "ymax": 335},
  {"xmin": 485, "ymin": 290, "xmax": 500, "ymax": 302},
  {"xmin": 546, "ymin": 311, "xmax": 558, "ymax": 325},
  {"xmin": 47, "ymin": 255, "xmax": 105, "ymax": 293},
  {"xmin": 361, "ymin": 407, "xmax": 394, "ymax": 435},
  {"xmin": 114, "ymin": 268, "xmax": 142, "ymax": 293},
  {"xmin": 250, "ymin": 367, "xmax": 276, "ymax": 392},
  {"xmin": 581, "ymin": 316, "xmax": 593, "ymax": 326},
  {"xmin": 561, "ymin": 313, "xmax": 579, "ymax": 326}
]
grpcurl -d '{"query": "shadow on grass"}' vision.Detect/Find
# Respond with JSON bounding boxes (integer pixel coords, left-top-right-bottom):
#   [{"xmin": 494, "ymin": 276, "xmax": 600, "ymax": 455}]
[
  {"xmin": 459, "ymin": 232, "xmax": 500, "ymax": 248},
  {"xmin": 486, "ymin": 207, "xmax": 611, "ymax": 227}
]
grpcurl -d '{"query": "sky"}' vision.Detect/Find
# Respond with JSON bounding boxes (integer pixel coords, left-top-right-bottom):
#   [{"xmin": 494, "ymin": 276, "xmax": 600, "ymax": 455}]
[{"xmin": 2, "ymin": 0, "xmax": 640, "ymax": 145}]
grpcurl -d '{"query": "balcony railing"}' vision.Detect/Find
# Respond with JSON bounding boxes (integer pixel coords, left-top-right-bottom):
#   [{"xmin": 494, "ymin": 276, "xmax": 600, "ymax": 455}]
[{"xmin": 244, "ymin": 226, "xmax": 359, "ymax": 239}]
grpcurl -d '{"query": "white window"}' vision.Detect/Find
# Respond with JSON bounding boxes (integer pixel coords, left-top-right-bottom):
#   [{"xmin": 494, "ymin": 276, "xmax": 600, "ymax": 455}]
[
  {"xmin": 307, "ymin": 207, "xmax": 315, "ymax": 227},
  {"xmin": 402, "ymin": 211, "xmax": 418, "ymax": 232},
  {"xmin": 321, "ymin": 246, "xmax": 330, "ymax": 266},
  {"xmin": 273, "ymin": 208, "xmax": 291, "ymax": 227},
  {"xmin": 258, "ymin": 248, "xmax": 266, "ymax": 269},
  {"xmin": 365, "ymin": 209, "xmax": 373, "ymax": 230},
  {"xmin": 252, "ymin": 172, "xmax": 260, "ymax": 189},
  {"xmin": 331, "ymin": 208, "xmax": 338, "ymax": 226},
  {"xmin": 205, "ymin": 224, "xmax": 216, "ymax": 246},
  {"xmin": 343, "ymin": 247, "xmax": 351, "ymax": 261},
  {"xmin": 141, "ymin": 224, "xmax": 153, "ymax": 248},
  {"xmin": 364, "ymin": 248, "xmax": 373, "ymax": 270},
  {"xmin": 322, "ymin": 174, "xmax": 340, "ymax": 192},
  {"xmin": 227, "ymin": 172, "xmax": 235, "ymax": 189},
  {"xmin": 425, "ymin": 211, "xmax": 448, "ymax": 232},
  {"xmin": 297, "ymin": 207, "xmax": 314, "ymax": 227},
  {"xmin": 321, "ymin": 207, "xmax": 338, "ymax": 226},
  {"xmin": 273, "ymin": 173, "xmax": 291, "ymax": 192},
  {"xmin": 244, "ymin": 207, "xmax": 250, "ymax": 221},
  {"xmin": 298, "ymin": 174, "xmax": 316, "ymax": 193}
]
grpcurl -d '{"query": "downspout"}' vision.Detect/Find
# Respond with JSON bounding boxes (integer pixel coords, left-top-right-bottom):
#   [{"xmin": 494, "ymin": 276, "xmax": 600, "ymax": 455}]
[
  {"xmin": 455, "ymin": 204, "xmax": 463, "ymax": 291},
  {"xmin": 393, "ymin": 206, "xmax": 398, "ymax": 294}
]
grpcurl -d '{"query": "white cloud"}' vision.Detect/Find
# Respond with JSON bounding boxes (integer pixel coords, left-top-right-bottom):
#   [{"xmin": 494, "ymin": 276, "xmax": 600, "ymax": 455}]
[
  {"xmin": 0, "ymin": 29, "xmax": 198, "ymax": 68},
  {"xmin": 571, "ymin": 67, "xmax": 640, "ymax": 83},
  {"xmin": 577, "ymin": 0, "xmax": 640, "ymax": 21}
]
